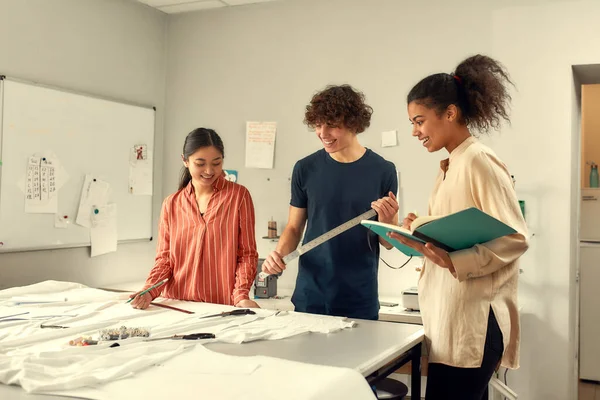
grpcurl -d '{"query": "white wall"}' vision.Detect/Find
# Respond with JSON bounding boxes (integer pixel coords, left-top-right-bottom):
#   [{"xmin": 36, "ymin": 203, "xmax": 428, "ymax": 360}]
[
  {"xmin": 0, "ymin": 0, "xmax": 167, "ymax": 289},
  {"xmin": 163, "ymin": 0, "xmax": 496, "ymax": 292},
  {"xmin": 489, "ymin": 2, "xmax": 600, "ymax": 399},
  {"xmin": 164, "ymin": 0, "xmax": 600, "ymax": 399}
]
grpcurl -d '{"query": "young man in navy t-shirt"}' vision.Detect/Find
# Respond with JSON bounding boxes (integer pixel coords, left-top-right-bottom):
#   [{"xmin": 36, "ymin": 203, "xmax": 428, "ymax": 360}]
[{"xmin": 262, "ymin": 85, "xmax": 399, "ymax": 320}]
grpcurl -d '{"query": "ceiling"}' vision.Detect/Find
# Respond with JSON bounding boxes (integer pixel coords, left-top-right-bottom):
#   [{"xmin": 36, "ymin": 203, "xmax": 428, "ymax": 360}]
[{"xmin": 136, "ymin": 0, "xmax": 284, "ymax": 14}]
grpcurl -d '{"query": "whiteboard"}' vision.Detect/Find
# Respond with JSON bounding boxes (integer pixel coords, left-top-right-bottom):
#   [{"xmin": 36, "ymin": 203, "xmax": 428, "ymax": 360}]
[{"xmin": 0, "ymin": 78, "xmax": 155, "ymax": 253}]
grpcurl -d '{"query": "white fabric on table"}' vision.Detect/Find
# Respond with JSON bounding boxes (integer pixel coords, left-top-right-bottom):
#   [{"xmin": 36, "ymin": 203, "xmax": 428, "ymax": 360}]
[
  {"xmin": 48, "ymin": 344, "xmax": 376, "ymax": 400},
  {"xmin": 0, "ymin": 281, "xmax": 371, "ymax": 399},
  {"xmin": 0, "ymin": 341, "xmax": 194, "ymax": 393}
]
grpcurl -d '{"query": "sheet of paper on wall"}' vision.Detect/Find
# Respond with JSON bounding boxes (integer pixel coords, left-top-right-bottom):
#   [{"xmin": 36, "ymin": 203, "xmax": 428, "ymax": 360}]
[
  {"xmin": 90, "ymin": 203, "xmax": 117, "ymax": 257},
  {"xmin": 129, "ymin": 144, "xmax": 153, "ymax": 195},
  {"xmin": 20, "ymin": 151, "xmax": 69, "ymax": 214},
  {"xmin": 76, "ymin": 174, "xmax": 111, "ymax": 228},
  {"xmin": 381, "ymin": 130, "xmax": 398, "ymax": 148},
  {"xmin": 131, "ymin": 144, "xmax": 148, "ymax": 162},
  {"xmin": 24, "ymin": 156, "xmax": 56, "ymax": 213},
  {"xmin": 245, "ymin": 121, "xmax": 276, "ymax": 169}
]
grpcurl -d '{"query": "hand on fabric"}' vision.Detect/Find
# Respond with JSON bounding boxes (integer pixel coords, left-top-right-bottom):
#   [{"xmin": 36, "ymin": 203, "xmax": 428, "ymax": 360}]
[
  {"xmin": 130, "ymin": 292, "xmax": 152, "ymax": 310},
  {"xmin": 235, "ymin": 299, "xmax": 260, "ymax": 308},
  {"xmin": 262, "ymin": 250, "xmax": 286, "ymax": 275},
  {"xmin": 386, "ymin": 232, "xmax": 456, "ymax": 274},
  {"xmin": 371, "ymin": 192, "xmax": 399, "ymax": 224}
]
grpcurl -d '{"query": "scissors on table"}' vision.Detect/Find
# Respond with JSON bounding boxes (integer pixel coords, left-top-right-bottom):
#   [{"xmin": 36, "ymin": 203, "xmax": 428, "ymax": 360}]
[
  {"xmin": 199, "ymin": 309, "xmax": 256, "ymax": 319},
  {"xmin": 145, "ymin": 332, "xmax": 216, "ymax": 341}
]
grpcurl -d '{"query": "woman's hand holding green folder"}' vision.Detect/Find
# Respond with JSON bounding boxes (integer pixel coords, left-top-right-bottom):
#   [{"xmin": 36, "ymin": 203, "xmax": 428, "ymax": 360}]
[{"xmin": 361, "ymin": 207, "xmax": 517, "ymax": 273}]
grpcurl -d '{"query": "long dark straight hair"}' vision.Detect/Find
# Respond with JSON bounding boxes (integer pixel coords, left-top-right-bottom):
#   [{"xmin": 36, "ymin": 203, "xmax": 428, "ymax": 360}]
[{"xmin": 179, "ymin": 128, "xmax": 225, "ymax": 191}]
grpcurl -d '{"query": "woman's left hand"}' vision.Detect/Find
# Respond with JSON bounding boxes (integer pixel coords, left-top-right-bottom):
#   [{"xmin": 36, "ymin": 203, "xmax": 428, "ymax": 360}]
[
  {"xmin": 235, "ymin": 299, "xmax": 261, "ymax": 308},
  {"xmin": 386, "ymin": 232, "xmax": 456, "ymax": 274}
]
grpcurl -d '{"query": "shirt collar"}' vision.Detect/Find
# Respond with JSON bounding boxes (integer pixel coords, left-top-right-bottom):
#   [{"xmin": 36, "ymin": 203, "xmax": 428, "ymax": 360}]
[{"xmin": 440, "ymin": 136, "xmax": 477, "ymax": 173}]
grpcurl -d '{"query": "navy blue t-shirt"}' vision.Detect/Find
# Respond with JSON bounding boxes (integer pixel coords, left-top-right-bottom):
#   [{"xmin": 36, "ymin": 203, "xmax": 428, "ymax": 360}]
[{"xmin": 290, "ymin": 149, "xmax": 398, "ymax": 320}]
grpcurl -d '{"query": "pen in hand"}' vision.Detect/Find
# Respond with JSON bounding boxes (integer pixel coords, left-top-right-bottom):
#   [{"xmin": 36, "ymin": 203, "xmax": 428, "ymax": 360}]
[{"xmin": 126, "ymin": 278, "xmax": 169, "ymax": 304}]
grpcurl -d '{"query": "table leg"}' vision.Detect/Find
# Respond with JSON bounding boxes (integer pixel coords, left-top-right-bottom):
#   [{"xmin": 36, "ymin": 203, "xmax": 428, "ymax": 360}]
[{"xmin": 411, "ymin": 343, "xmax": 422, "ymax": 399}]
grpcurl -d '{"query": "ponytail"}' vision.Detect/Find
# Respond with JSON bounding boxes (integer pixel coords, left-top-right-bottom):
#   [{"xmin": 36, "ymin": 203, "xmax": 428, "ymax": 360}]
[
  {"xmin": 178, "ymin": 168, "xmax": 192, "ymax": 191},
  {"xmin": 407, "ymin": 54, "xmax": 514, "ymax": 134}
]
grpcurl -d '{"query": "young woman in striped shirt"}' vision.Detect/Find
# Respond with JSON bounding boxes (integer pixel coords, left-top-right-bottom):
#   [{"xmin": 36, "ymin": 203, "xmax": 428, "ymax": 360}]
[{"xmin": 130, "ymin": 128, "xmax": 260, "ymax": 310}]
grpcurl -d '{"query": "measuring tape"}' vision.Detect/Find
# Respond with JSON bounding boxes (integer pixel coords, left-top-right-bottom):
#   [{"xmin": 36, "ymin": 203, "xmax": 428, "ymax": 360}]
[{"xmin": 258, "ymin": 208, "xmax": 377, "ymax": 278}]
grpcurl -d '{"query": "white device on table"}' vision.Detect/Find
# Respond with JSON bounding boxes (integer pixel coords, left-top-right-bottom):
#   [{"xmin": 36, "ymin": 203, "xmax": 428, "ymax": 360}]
[{"xmin": 401, "ymin": 287, "xmax": 419, "ymax": 311}]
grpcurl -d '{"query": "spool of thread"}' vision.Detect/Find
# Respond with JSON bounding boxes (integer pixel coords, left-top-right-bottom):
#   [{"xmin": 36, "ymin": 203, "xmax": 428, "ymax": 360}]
[{"xmin": 267, "ymin": 219, "xmax": 277, "ymax": 238}]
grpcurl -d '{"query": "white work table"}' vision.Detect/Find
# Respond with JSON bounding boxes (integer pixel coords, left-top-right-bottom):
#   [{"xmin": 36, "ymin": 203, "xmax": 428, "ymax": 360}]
[
  {"xmin": 1, "ymin": 321, "xmax": 424, "ymax": 400},
  {"xmin": 253, "ymin": 287, "xmax": 422, "ymax": 325},
  {"xmin": 207, "ymin": 317, "xmax": 423, "ymax": 378},
  {"xmin": 99, "ymin": 282, "xmax": 423, "ymax": 324},
  {"xmin": 1, "ymin": 281, "xmax": 424, "ymax": 400}
]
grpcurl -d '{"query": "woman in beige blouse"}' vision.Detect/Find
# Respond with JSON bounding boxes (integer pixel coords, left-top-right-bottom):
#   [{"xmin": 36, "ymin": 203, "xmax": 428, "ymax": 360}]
[{"xmin": 388, "ymin": 55, "xmax": 529, "ymax": 400}]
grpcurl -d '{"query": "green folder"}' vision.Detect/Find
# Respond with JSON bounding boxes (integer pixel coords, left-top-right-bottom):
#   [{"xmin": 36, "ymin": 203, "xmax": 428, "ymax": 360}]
[{"xmin": 361, "ymin": 207, "xmax": 517, "ymax": 257}]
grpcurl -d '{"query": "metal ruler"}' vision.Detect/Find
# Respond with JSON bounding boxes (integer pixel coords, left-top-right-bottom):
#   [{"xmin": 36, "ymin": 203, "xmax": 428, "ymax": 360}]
[{"xmin": 281, "ymin": 208, "xmax": 377, "ymax": 264}]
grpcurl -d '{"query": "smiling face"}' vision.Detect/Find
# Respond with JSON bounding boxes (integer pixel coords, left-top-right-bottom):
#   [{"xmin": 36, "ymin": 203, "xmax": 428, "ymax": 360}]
[
  {"xmin": 314, "ymin": 122, "xmax": 356, "ymax": 154},
  {"xmin": 183, "ymin": 145, "xmax": 223, "ymax": 189},
  {"xmin": 408, "ymin": 101, "xmax": 458, "ymax": 153}
]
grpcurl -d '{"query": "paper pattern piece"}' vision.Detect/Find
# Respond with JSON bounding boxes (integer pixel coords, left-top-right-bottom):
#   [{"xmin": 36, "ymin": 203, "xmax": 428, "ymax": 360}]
[
  {"xmin": 25, "ymin": 156, "xmax": 58, "ymax": 214},
  {"xmin": 381, "ymin": 130, "xmax": 398, "ymax": 148},
  {"xmin": 129, "ymin": 144, "xmax": 153, "ymax": 195},
  {"xmin": 245, "ymin": 121, "xmax": 276, "ymax": 169},
  {"xmin": 76, "ymin": 174, "xmax": 111, "ymax": 228},
  {"xmin": 90, "ymin": 203, "xmax": 117, "ymax": 257}
]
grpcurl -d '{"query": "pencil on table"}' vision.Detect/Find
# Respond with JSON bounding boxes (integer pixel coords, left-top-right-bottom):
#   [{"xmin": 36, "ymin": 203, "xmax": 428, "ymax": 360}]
[{"xmin": 126, "ymin": 278, "xmax": 169, "ymax": 304}]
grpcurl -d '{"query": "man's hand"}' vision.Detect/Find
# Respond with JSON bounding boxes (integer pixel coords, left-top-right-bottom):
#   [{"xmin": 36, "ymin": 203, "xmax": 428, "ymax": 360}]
[
  {"xmin": 371, "ymin": 192, "xmax": 399, "ymax": 224},
  {"xmin": 262, "ymin": 250, "xmax": 286, "ymax": 275}
]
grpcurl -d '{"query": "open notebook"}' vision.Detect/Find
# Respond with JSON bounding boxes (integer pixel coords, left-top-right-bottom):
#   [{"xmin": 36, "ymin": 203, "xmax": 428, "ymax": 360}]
[{"xmin": 361, "ymin": 207, "xmax": 517, "ymax": 257}]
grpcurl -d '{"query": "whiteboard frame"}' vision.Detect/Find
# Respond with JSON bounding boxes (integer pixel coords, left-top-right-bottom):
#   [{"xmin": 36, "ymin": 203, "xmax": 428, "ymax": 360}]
[
  {"xmin": 0, "ymin": 74, "xmax": 156, "ymax": 254},
  {"xmin": 0, "ymin": 75, "xmax": 155, "ymax": 112}
]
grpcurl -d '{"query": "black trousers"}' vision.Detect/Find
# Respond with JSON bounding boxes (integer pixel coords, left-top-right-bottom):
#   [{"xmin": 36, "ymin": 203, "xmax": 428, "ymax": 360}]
[{"xmin": 425, "ymin": 308, "xmax": 504, "ymax": 400}]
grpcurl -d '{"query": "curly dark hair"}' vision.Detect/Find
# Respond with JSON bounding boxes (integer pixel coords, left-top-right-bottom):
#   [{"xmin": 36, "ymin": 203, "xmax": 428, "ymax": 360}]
[
  {"xmin": 304, "ymin": 84, "xmax": 373, "ymax": 134},
  {"xmin": 407, "ymin": 54, "xmax": 514, "ymax": 134}
]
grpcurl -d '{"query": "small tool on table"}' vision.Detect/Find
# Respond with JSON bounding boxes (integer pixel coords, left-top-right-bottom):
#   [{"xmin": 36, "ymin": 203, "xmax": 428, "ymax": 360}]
[
  {"xmin": 126, "ymin": 278, "xmax": 169, "ymax": 304},
  {"xmin": 144, "ymin": 332, "xmax": 215, "ymax": 342},
  {"xmin": 150, "ymin": 302, "xmax": 194, "ymax": 314},
  {"xmin": 199, "ymin": 309, "xmax": 256, "ymax": 319}
]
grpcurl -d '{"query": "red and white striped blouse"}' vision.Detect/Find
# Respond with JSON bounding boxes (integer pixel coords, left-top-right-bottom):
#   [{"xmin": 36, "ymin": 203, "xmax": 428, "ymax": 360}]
[{"xmin": 144, "ymin": 176, "xmax": 258, "ymax": 305}]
